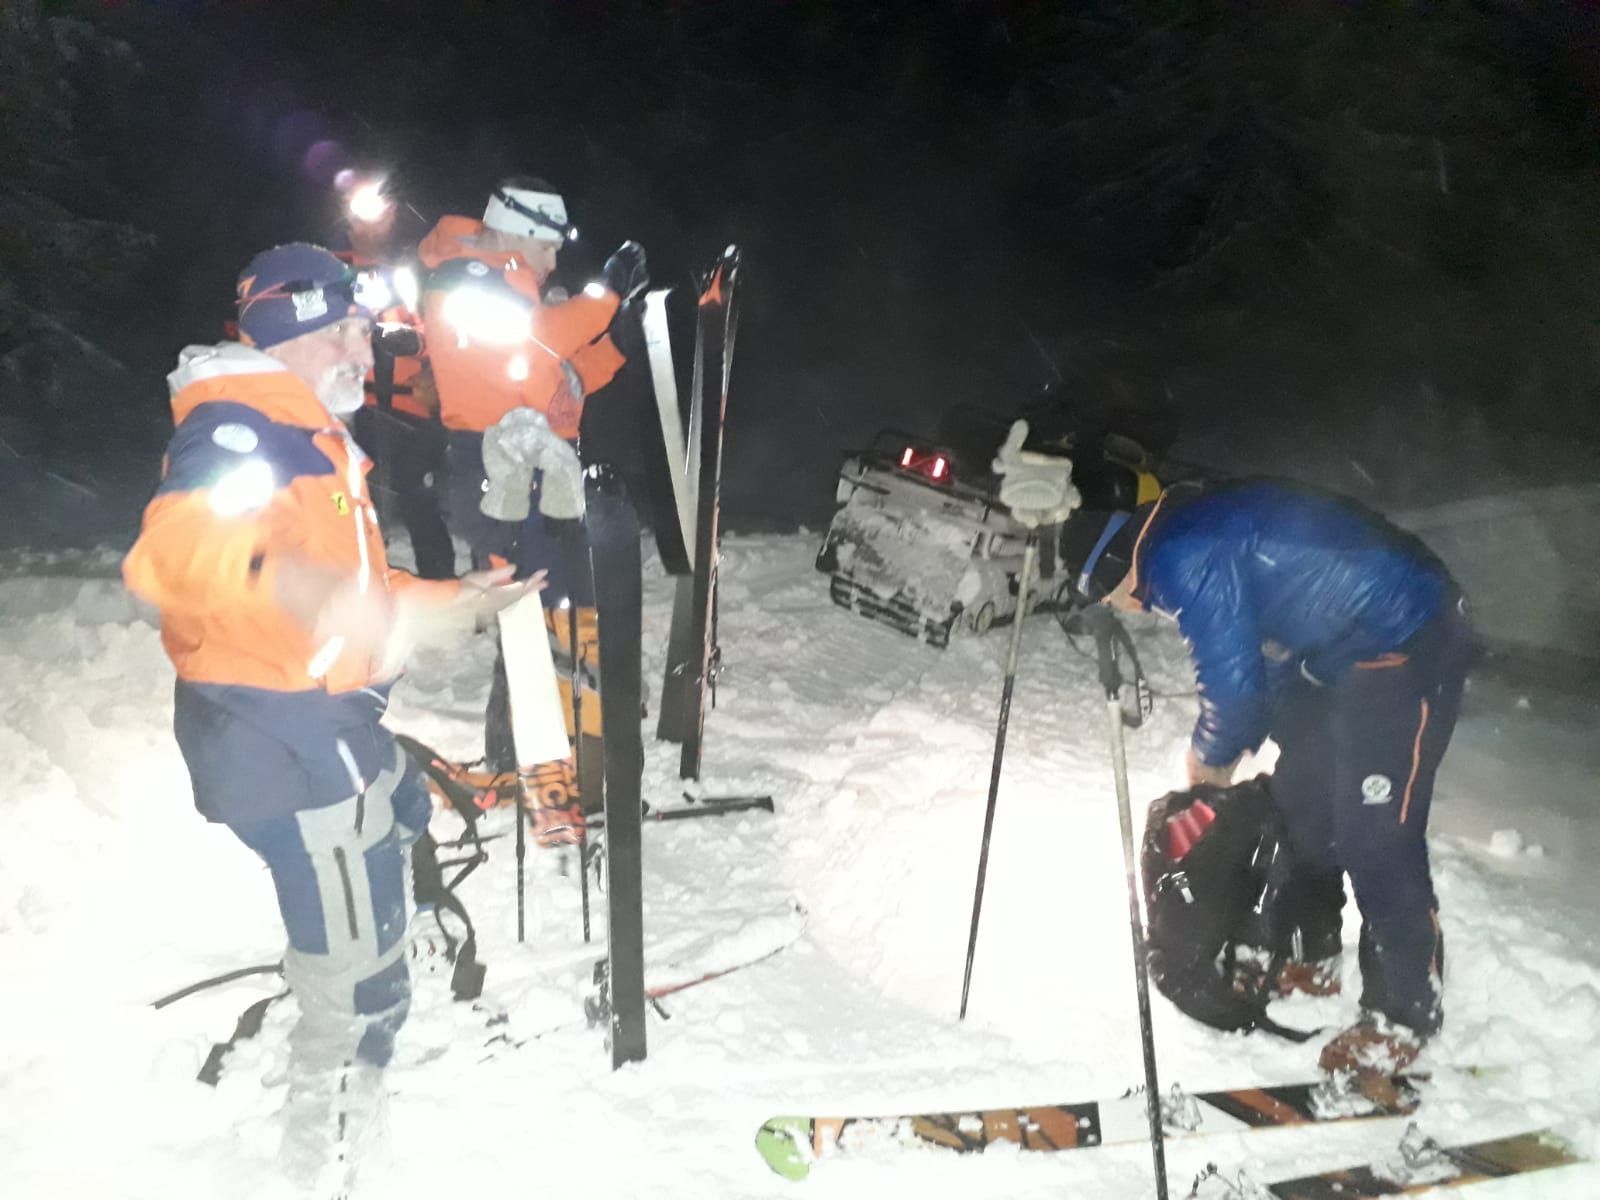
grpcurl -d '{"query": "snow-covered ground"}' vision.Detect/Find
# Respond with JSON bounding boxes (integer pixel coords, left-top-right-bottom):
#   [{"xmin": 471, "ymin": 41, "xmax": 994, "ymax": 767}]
[{"xmin": 1, "ymin": 532, "xmax": 1597, "ymax": 1198}]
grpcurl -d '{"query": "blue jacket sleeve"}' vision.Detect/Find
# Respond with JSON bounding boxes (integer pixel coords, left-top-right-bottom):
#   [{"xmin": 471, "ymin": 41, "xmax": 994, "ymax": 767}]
[{"xmin": 1148, "ymin": 540, "xmax": 1270, "ymax": 766}]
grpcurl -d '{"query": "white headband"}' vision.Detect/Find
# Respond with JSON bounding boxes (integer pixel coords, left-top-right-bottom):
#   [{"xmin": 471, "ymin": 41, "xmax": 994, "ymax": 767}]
[{"xmin": 483, "ymin": 186, "xmax": 572, "ymax": 243}]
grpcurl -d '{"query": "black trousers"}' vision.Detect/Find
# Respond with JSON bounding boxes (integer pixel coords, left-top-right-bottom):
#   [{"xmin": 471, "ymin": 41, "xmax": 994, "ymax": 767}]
[
  {"xmin": 442, "ymin": 429, "xmax": 596, "ymax": 771},
  {"xmin": 1266, "ymin": 597, "xmax": 1473, "ymax": 1035},
  {"xmin": 352, "ymin": 407, "xmax": 454, "ymax": 580}
]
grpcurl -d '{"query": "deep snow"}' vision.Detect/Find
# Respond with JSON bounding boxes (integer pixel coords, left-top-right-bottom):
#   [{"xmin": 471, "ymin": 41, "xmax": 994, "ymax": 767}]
[{"xmin": 1, "ymin": 532, "xmax": 1597, "ymax": 1198}]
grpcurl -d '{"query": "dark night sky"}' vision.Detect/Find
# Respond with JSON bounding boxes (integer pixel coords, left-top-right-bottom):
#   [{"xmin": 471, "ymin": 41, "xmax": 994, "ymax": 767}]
[{"xmin": 4, "ymin": 0, "xmax": 1600, "ymax": 545}]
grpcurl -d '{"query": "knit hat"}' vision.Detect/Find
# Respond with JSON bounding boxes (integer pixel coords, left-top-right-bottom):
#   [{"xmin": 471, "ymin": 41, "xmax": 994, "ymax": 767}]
[{"xmin": 235, "ymin": 243, "xmax": 364, "ymax": 349}]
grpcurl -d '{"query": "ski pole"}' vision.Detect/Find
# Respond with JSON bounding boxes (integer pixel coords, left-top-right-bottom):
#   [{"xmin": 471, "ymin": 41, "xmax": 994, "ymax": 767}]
[
  {"xmin": 1083, "ymin": 604, "xmax": 1169, "ymax": 1200},
  {"xmin": 959, "ymin": 532, "xmax": 1038, "ymax": 1020}
]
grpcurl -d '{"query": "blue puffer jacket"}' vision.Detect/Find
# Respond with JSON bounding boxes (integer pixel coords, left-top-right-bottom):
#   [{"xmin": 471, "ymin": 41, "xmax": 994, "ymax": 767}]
[{"xmin": 1136, "ymin": 482, "xmax": 1450, "ymax": 766}]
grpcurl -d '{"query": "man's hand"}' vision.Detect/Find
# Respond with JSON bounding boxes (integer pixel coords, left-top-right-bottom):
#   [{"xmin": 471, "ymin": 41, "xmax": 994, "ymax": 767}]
[
  {"xmin": 1186, "ymin": 746, "xmax": 1238, "ymax": 788},
  {"xmin": 455, "ymin": 565, "xmax": 547, "ymax": 617}
]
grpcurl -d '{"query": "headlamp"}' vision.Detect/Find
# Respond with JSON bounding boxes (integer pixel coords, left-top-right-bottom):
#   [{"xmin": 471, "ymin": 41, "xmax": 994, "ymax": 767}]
[
  {"xmin": 353, "ymin": 269, "xmax": 393, "ymax": 312},
  {"xmin": 238, "ymin": 270, "xmax": 361, "ymax": 319},
  {"xmin": 488, "ymin": 185, "xmax": 577, "ymax": 244},
  {"xmin": 347, "ymin": 181, "xmax": 392, "ymax": 225}
]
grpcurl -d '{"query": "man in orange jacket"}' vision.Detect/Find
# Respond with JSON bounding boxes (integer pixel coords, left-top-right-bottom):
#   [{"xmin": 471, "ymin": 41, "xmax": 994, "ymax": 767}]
[
  {"xmin": 123, "ymin": 243, "xmax": 536, "ymax": 1188},
  {"xmin": 336, "ymin": 178, "xmax": 455, "ymax": 580},
  {"xmin": 418, "ymin": 176, "xmax": 647, "ymax": 776}
]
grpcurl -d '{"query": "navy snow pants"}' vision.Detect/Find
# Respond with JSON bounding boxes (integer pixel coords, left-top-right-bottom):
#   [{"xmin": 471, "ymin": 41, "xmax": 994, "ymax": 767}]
[
  {"xmin": 1267, "ymin": 596, "xmax": 1473, "ymax": 1035},
  {"xmin": 228, "ymin": 746, "xmax": 433, "ymax": 1070}
]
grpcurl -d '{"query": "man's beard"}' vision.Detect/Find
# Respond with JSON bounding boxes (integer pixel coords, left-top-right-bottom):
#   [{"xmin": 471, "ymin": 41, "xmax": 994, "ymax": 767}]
[{"xmin": 317, "ymin": 364, "xmax": 367, "ymax": 416}]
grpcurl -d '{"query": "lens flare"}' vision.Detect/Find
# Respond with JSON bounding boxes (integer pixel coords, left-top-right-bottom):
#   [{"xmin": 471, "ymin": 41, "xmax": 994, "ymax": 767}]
[{"xmin": 348, "ymin": 181, "xmax": 391, "ymax": 224}]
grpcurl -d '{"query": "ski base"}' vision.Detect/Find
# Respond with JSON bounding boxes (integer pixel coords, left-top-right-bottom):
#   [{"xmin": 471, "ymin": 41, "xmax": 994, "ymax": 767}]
[{"xmin": 756, "ymin": 1074, "xmax": 1427, "ymax": 1181}]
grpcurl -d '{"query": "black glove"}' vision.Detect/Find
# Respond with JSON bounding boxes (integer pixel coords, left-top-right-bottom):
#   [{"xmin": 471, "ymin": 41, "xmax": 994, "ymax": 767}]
[
  {"xmin": 602, "ymin": 240, "xmax": 648, "ymax": 300},
  {"xmin": 608, "ymin": 294, "xmax": 646, "ymax": 360}
]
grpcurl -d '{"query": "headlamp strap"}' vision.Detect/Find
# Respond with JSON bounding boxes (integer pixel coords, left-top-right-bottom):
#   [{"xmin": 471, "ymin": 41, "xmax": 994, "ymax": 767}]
[{"xmin": 494, "ymin": 187, "xmax": 571, "ymax": 238}]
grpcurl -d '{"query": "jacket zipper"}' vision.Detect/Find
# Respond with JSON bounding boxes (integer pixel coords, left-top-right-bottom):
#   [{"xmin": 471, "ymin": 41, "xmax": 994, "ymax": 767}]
[{"xmin": 332, "ymin": 847, "xmax": 360, "ymax": 940}]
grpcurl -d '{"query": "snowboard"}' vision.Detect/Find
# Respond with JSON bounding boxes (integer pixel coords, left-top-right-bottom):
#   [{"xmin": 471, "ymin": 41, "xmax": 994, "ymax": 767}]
[{"xmin": 756, "ymin": 1073, "xmax": 1429, "ymax": 1181}]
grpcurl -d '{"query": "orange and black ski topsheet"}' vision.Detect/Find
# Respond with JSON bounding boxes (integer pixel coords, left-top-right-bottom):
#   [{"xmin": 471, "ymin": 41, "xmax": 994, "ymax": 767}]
[
  {"xmin": 1261, "ymin": 1127, "xmax": 1582, "ymax": 1198},
  {"xmin": 394, "ymin": 731, "xmax": 583, "ymax": 846},
  {"xmin": 756, "ymin": 1074, "xmax": 1427, "ymax": 1181}
]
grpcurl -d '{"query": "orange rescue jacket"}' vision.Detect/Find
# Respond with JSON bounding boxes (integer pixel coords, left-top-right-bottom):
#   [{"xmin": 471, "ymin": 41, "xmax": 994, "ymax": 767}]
[
  {"xmin": 123, "ymin": 343, "xmax": 456, "ymax": 695},
  {"xmin": 416, "ymin": 215, "xmax": 624, "ymax": 438},
  {"xmin": 336, "ymin": 249, "xmax": 434, "ymax": 422}
]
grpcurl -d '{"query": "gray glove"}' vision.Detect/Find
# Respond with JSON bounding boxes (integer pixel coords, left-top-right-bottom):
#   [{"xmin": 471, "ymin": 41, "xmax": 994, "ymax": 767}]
[
  {"xmin": 991, "ymin": 419, "xmax": 1080, "ymax": 528},
  {"xmin": 480, "ymin": 408, "xmax": 586, "ymax": 522}
]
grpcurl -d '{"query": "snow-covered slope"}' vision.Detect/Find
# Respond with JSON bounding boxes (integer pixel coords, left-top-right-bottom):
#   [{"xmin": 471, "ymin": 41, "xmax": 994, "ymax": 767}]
[{"xmin": 1, "ymin": 534, "xmax": 1597, "ymax": 1198}]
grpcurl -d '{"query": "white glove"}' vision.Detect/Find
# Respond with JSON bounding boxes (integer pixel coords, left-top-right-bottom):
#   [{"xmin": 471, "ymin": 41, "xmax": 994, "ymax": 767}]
[
  {"xmin": 480, "ymin": 408, "xmax": 586, "ymax": 522},
  {"xmin": 991, "ymin": 419, "xmax": 1079, "ymax": 528}
]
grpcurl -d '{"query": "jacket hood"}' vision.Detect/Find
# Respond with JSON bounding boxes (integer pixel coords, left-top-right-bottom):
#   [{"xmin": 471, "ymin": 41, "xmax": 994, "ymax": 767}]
[
  {"xmin": 418, "ymin": 214, "xmax": 525, "ymax": 272},
  {"xmin": 167, "ymin": 342, "xmax": 334, "ymax": 430}
]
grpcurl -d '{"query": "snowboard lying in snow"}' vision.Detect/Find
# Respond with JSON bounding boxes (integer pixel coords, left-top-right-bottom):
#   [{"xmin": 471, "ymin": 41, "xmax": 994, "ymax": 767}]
[
  {"xmin": 756, "ymin": 1073, "xmax": 1429, "ymax": 1180},
  {"xmin": 1190, "ymin": 1123, "xmax": 1583, "ymax": 1198}
]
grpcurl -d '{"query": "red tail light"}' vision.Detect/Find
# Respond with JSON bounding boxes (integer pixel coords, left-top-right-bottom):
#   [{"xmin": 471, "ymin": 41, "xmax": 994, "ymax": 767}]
[{"xmin": 896, "ymin": 445, "xmax": 955, "ymax": 484}]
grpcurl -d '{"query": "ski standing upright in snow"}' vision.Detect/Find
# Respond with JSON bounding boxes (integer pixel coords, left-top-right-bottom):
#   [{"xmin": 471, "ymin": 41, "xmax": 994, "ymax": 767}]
[
  {"xmin": 656, "ymin": 246, "xmax": 741, "ymax": 779},
  {"xmin": 573, "ymin": 462, "xmax": 649, "ymax": 1066}
]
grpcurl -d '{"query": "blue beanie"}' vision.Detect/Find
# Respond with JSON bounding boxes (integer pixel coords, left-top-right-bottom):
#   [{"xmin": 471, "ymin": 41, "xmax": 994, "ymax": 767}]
[{"xmin": 235, "ymin": 243, "xmax": 365, "ymax": 349}]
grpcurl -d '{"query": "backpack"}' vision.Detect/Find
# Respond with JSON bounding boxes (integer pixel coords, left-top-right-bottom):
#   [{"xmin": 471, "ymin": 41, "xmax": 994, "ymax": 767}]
[{"xmin": 1141, "ymin": 779, "xmax": 1313, "ymax": 1041}]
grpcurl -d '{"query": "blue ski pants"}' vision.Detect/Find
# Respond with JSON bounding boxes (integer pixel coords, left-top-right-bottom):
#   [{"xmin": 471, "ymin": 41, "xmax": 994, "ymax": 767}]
[
  {"xmin": 1267, "ymin": 595, "xmax": 1473, "ymax": 1035},
  {"xmin": 227, "ymin": 743, "xmax": 432, "ymax": 1069}
]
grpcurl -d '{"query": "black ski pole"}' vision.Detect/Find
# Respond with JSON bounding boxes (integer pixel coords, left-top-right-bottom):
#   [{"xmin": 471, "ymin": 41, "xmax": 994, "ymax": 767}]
[
  {"xmin": 1083, "ymin": 604, "xmax": 1169, "ymax": 1200},
  {"xmin": 959, "ymin": 532, "xmax": 1039, "ymax": 1020}
]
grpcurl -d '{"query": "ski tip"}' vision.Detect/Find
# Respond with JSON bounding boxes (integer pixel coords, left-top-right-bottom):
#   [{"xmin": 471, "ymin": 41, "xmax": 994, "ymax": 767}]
[{"xmin": 756, "ymin": 1117, "xmax": 814, "ymax": 1181}]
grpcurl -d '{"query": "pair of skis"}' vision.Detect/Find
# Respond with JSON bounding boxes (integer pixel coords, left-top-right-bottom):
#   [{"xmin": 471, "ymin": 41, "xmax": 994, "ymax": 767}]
[
  {"xmin": 755, "ymin": 1074, "xmax": 1584, "ymax": 1195},
  {"xmin": 490, "ymin": 245, "xmax": 744, "ymax": 1067},
  {"xmin": 650, "ymin": 246, "xmax": 741, "ymax": 781},
  {"xmin": 584, "ymin": 245, "xmax": 744, "ymax": 1065}
]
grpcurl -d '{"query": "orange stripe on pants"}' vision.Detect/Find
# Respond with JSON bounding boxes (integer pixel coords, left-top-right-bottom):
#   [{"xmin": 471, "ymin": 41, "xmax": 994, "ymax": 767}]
[{"xmin": 1399, "ymin": 698, "xmax": 1430, "ymax": 825}]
